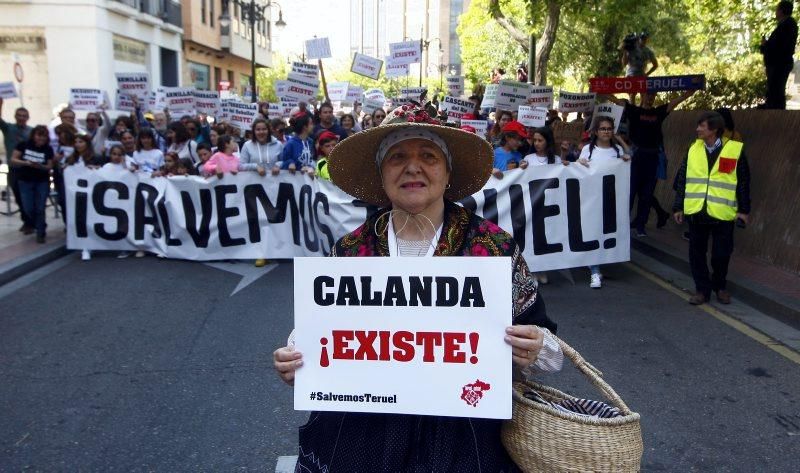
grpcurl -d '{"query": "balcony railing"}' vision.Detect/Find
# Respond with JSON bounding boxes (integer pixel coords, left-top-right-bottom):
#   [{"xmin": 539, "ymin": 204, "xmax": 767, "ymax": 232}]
[{"xmin": 111, "ymin": 0, "xmax": 182, "ymax": 28}]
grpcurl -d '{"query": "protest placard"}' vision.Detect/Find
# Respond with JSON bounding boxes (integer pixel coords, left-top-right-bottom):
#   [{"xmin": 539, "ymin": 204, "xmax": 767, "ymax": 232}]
[
  {"xmin": 589, "ymin": 76, "xmax": 647, "ymax": 95},
  {"xmin": 294, "ymin": 257, "xmax": 512, "ymax": 419},
  {"xmin": 364, "ymin": 88, "xmax": 385, "ymax": 101},
  {"xmin": 440, "ymin": 95, "xmax": 473, "ymax": 123},
  {"xmin": 480, "ymin": 84, "xmax": 498, "ymax": 109},
  {"xmin": 291, "ymin": 61, "xmax": 320, "ymax": 78},
  {"xmin": 114, "ymin": 91, "xmax": 136, "ymax": 112},
  {"xmin": 351, "ymin": 53, "xmax": 383, "ymax": 80},
  {"xmin": 528, "ymin": 86, "xmax": 554, "ymax": 109},
  {"xmin": 163, "ymin": 87, "xmax": 196, "ymax": 114},
  {"xmin": 400, "ymin": 87, "xmax": 427, "ymax": 101},
  {"xmin": 385, "ymin": 58, "xmax": 409, "ymax": 78},
  {"xmin": 115, "ymin": 72, "xmax": 150, "ymax": 100},
  {"xmin": 267, "ymin": 103, "xmax": 282, "ymax": 120},
  {"xmin": 592, "ymin": 102, "xmax": 624, "ymax": 132},
  {"xmin": 193, "ymin": 90, "xmax": 220, "ymax": 117},
  {"xmin": 389, "ymin": 40, "xmax": 421, "ymax": 65},
  {"xmin": 460, "ymin": 119, "xmax": 489, "ymax": 136},
  {"xmin": 327, "ymin": 82, "xmax": 350, "ymax": 102},
  {"xmin": 305, "ymin": 37, "xmax": 332, "ymax": 60},
  {"xmin": 517, "ymin": 106, "xmax": 547, "ymax": 128},
  {"xmin": 557, "ymin": 91, "xmax": 596, "ymax": 113},
  {"xmin": 446, "ymin": 76, "xmax": 465, "ymax": 97},
  {"xmin": 275, "ymin": 80, "xmax": 290, "ymax": 99},
  {"xmin": 495, "ymin": 80, "xmax": 532, "ymax": 112},
  {"xmin": 362, "ymin": 97, "xmax": 385, "ymax": 115},
  {"xmin": 69, "ymin": 88, "xmax": 105, "ymax": 110},
  {"xmin": 645, "ymin": 75, "xmax": 706, "ymax": 92},
  {"xmin": 226, "ymin": 101, "xmax": 259, "ymax": 129},
  {"xmin": 0, "ymin": 81, "xmax": 18, "ymax": 99},
  {"xmin": 285, "ymin": 72, "xmax": 319, "ymax": 101},
  {"xmin": 345, "ymin": 85, "xmax": 364, "ymax": 103},
  {"xmin": 280, "ymin": 97, "xmax": 298, "ymax": 116}
]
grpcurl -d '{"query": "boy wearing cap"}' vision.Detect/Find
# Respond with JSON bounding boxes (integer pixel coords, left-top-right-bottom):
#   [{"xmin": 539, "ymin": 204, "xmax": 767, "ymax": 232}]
[{"xmin": 492, "ymin": 120, "xmax": 527, "ymax": 178}]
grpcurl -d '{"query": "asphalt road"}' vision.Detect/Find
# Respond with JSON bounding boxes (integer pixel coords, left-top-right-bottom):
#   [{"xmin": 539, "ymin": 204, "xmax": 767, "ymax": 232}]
[{"xmin": 1, "ymin": 255, "xmax": 798, "ymax": 471}]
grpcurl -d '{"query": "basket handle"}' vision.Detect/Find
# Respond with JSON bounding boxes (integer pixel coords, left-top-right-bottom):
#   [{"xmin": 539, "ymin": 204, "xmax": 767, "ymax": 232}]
[{"xmin": 551, "ymin": 334, "xmax": 634, "ymax": 415}]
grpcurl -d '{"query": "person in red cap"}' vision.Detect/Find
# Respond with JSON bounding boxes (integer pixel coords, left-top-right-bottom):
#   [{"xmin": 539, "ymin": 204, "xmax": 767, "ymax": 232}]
[
  {"xmin": 314, "ymin": 130, "xmax": 339, "ymax": 180},
  {"xmin": 459, "ymin": 125, "xmax": 477, "ymax": 134},
  {"xmin": 492, "ymin": 120, "xmax": 527, "ymax": 178}
]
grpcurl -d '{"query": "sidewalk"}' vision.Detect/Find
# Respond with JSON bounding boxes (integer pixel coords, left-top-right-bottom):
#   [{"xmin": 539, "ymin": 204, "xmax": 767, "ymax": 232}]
[
  {"xmin": 0, "ymin": 192, "xmax": 67, "ymax": 286},
  {"xmin": 631, "ymin": 219, "xmax": 800, "ymax": 327}
]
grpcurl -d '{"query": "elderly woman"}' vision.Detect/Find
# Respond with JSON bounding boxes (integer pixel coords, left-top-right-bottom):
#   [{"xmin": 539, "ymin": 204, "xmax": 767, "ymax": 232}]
[{"xmin": 274, "ymin": 103, "xmax": 562, "ymax": 471}]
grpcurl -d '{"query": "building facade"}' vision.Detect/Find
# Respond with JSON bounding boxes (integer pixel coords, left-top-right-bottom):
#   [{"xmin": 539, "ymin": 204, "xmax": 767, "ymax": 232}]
[
  {"xmin": 0, "ymin": 0, "xmax": 183, "ymax": 124},
  {"xmin": 181, "ymin": 0, "xmax": 272, "ymax": 97},
  {"xmin": 348, "ymin": 0, "xmax": 470, "ymax": 86}
]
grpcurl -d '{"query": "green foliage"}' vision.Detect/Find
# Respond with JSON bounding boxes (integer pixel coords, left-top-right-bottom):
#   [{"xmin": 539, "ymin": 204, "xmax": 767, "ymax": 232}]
[
  {"xmin": 457, "ymin": 0, "xmax": 779, "ymax": 108},
  {"xmin": 255, "ymin": 54, "xmax": 291, "ymax": 102}
]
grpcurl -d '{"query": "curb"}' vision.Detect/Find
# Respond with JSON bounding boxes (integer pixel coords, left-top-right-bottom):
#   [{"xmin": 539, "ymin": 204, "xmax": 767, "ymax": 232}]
[
  {"xmin": 631, "ymin": 237, "xmax": 800, "ymax": 328},
  {"xmin": 0, "ymin": 242, "xmax": 69, "ymax": 287}
]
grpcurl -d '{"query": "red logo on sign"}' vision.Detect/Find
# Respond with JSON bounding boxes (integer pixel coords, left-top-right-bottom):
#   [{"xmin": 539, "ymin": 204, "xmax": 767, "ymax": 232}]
[{"xmin": 461, "ymin": 379, "xmax": 491, "ymax": 407}]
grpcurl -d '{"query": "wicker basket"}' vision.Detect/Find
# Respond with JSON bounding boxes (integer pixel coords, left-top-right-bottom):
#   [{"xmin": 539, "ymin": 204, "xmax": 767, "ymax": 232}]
[{"xmin": 501, "ymin": 335, "xmax": 643, "ymax": 472}]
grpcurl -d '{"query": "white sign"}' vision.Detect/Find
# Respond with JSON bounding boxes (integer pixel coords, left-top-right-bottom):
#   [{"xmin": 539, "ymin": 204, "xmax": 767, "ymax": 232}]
[
  {"xmin": 388, "ymin": 40, "xmax": 421, "ymax": 66},
  {"xmin": 446, "ymin": 76, "xmax": 465, "ymax": 97},
  {"xmin": 362, "ymin": 97, "xmax": 385, "ymax": 115},
  {"xmin": 285, "ymin": 72, "xmax": 319, "ymax": 101},
  {"xmin": 592, "ymin": 102, "xmax": 624, "ymax": 133},
  {"xmin": 114, "ymin": 91, "xmax": 136, "ymax": 112},
  {"xmin": 0, "ymin": 81, "xmax": 18, "ymax": 99},
  {"xmin": 440, "ymin": 96, "xmax": 473, "ymax": 123},
  {"xmin": 64, "ymin": 161, "xmax": 631, "ymax": 272},
  {"xmin": 226, "ymin": 101, "xmax": 259, "ymax": 129},
  {"xmin": 480, "ymin": 84, "xmax": 498, "ymax": 109},
  {"xmin": 558, "ymin": 91, "xmax": 596, "ymax": 113},
  {"xmin": 275, "ymin": 80, "xmax": 290, "ymax": 99},
  {"xmin": 69, "ymin": 88, "xmax": 106, "ymax": 111},
  {"xmin": 495, "ymin": 80, "xmax": 532, "ymax": 111},
  {"xmin": 280, "ymin": 98, "xmax": 299, "ymax": 116},
  {"xmin": 364, "ymin": 88, "xmax": 385, "ymax": 101},
  {"xmin": 517, "ymin": 106, "xmax": 547, "ymax": 128},
  {"xmin": 327, "ymin": 82, "xmax": 350, "ymax": 102},
  {"xmin": 385, "ymin": 58, "xmax": 409, "ymax": 78},
  {"xmin": 291, "ymin": 62, "xmax": 319, "ymax": 78},
  {"xmin": 193, "ymin": 90, "xmax": 221, "ymax": 117},
  {"xmin": 164, "ymin": 87, "xmax": 196, "ymax": 114},
  {"xmin": 400, "ymin": 87, "xmax": 427, "ymax": 100},
  {"xmin": 528, "ymin": 86, "xmax": 554, "ymax": 109},
  {"xmin": 305, "ymin": 37, "xmax": 332, "ymax": 60},
  {"xmin": 350, "ymin": 53, "xmax": 383, "ymax": 80},
  {"xmin": 345, "ymin": 85, "xmax": 364, "ymax": 103},
  {"xmin": 115, "ymin": 72, "xmax": 150, "ymax": 100},
  {"xmin": 294, "ymin": 257, "xmax": 512, "ymax": 418},
  {"xmin": 267, "ymin": 103, "xmax": 282, "ymax": 119},
  {"xmin": 460, "ymin": 119, "xmax": 489, "ymax": 136}
]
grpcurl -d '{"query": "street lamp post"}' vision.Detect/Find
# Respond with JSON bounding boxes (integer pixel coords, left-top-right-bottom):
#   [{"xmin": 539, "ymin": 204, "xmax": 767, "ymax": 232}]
[
  {"xmin": 420, "ymin": 37, "xmax": 442, "ymax": 87},
  {"xmin": 219, "ymin": 0, "xmax": 286, "ymax": 103}
]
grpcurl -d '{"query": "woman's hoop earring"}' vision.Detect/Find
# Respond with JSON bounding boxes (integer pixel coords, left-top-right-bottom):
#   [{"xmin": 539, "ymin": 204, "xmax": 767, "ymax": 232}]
[{"xmin": 445, "ymin": 183, "xmax": 451, "ymax": 189}]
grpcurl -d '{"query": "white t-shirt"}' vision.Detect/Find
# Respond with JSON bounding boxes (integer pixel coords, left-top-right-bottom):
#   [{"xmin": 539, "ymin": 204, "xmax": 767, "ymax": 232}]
[
  {"xmin": 522, "ymin": 153, "xmax": 562, "ymax": 166},
  {"xmin": 578, "ymin": 143, "xmax": 625, "ymax": 163},
  {"xmin": 133, "ymin": 148, "xmax": 165, "ymax": 173}
]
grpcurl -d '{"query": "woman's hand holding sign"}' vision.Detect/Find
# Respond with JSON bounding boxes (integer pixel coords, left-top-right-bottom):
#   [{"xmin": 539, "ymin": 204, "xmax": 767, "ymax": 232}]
[
  {"xmin": 505, "ymin": 325, "xmax": 544, "ymax": 367},
  {"xmin": 274, "ymin": 346, "xmax": 303, "ymax": 386}
]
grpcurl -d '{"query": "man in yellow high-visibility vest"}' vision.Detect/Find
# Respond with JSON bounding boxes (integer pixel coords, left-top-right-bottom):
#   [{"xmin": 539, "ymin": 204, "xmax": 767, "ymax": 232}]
[{"xmin": 673, "ymin": 111, "xmax": 751, "ymax": 305}]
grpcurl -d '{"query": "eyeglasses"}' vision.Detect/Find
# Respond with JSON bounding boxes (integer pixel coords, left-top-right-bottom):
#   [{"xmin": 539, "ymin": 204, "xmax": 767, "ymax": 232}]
[{"xmin": 597, "ymin": 127, "xmax": 614, "ymax": 132}]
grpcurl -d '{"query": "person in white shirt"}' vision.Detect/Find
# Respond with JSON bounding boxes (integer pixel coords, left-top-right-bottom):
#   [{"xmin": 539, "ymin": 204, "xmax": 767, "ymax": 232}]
[
  {"xmin": 166, "ymin": 121, "xmax": 199, "ymax": 164},
  {"xmin": 132, "ymin": 128, "xmax": 165, "ymax": 174},
  {"xmin": 577, "ymin": 117, "xmax": 631, "ymax": 289}
]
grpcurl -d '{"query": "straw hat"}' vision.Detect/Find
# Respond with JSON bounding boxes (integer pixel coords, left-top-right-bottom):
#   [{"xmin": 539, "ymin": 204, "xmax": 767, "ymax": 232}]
[{"xmin": 328, "ymin": 103, "xmax": 493, "ymax": 206}]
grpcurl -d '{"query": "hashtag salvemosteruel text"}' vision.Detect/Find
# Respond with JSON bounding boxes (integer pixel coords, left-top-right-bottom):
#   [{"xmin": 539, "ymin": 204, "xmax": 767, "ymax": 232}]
[{"xmin": 309, "ymin": 391, "xmax": 398, "ymax": 404}]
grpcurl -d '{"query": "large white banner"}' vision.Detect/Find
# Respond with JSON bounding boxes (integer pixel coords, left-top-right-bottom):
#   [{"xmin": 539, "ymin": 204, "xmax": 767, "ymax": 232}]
[
  {"xmin": 65, "ymin": 160, "xmax": 630, "ymax": 270},
  {"xmin": 294, "ymin": 257, "xmax": 512, "ymax": 418}
]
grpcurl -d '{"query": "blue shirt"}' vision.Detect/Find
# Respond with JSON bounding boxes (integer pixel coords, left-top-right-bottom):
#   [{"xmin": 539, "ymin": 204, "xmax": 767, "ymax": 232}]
[{"xmin": 493, "ymin": 147, "xmax": 521, "ymax": 170}]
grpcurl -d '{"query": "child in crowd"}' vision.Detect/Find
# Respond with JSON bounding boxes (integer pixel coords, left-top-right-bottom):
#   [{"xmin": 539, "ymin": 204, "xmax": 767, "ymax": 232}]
[
  {"xmin": 203, "ymin": 135, "xmax": 240, "ymax": 178},
  {"xmin": 492, "ymin": 120, "xmax": 527, "ymax": 179},
  {"xmin": 314, "ymin": 130, "xmax": 339, "ymax": 180},
  {"xmin": 152, "ymin": 151, "xmax": 181, "ymax": 177},
  {"xmin": 132, "ymin": 128, "xmax": 164, "ymax": 174},
  {"xmin": 103, "ymin": 144, "xmax": 134, "ymax": 171}
]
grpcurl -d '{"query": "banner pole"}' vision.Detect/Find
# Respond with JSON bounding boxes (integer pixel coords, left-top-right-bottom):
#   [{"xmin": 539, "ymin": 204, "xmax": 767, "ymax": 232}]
[{"xmin": 318, "ymin": 59, "xmax": 330, "ymax": 103}]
